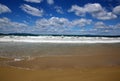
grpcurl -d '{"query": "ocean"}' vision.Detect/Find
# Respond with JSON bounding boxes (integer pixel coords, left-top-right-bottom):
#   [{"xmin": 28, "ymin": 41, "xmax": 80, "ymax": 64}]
[
  {"xmin": 0, "ymin": 35, "xmax": 120, "ymax": 43},
  {"xmin": 0, "ymin": 35, "xmax": 120, "ymax": 58}
]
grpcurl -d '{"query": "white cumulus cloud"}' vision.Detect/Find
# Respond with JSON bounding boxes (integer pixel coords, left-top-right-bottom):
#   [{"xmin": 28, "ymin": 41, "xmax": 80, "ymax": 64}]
[
  {"xmin": 36, "ymin": 17, "xmax": 69, "ymax": 27},
  {"xmin": 68, "ymin": 3, "xmax": 117, "ymax": 20},
  {"xmin": 0, "ymin": 3, "xmax": 11, "ymax": 14},
  {"xmin": 54, "ymin": 6, "xmax": 64, "ymax": 14},
  {"xmin": 85, "ymin": 3, "xmax": 117, "ymax": 20},
  {"xmin": 36, "ymin": 17, "xmax": 92, "ymax": 28},
  {"xmin": 0, "ymin": 17, "xmax": 28, "ymax": 33},
  {"xmin": 24, "ymin": 0, "xmax": 43, "ymax": 3},
  {"xmin": 94, "ymin": 21, "xmax": 120, "ymax": 33},
  {"xmin": 47, "ymin": 0, "xmax": 54, "ymax": 5},
  {"xmin": 84, "ymin": 3, "xmax": 103, "ymax": 13},
  {"xmin": 71, "ymin": 18, "xmax": 92, "ymax": 27},
  {"xmin": 113, "ymin": 5, "xmax": 120, "ymax": 15},
  {"xmin": 68, "ymin": 5, "xmax": 85, "ymax": 16},
  {"xmin": 35, "ymin": 17, "xmax": 92, "ymax": 34},
  {"xmin": 20, "ymin": 4, "xmax": 43, "ymax": 17},
  {"xmin": 0, "ymin": 17, "xmax": 27, "ymax": 28},
  {"xmin": 94, "ymin": 22, "xmax": 107, "ymax": 28}
]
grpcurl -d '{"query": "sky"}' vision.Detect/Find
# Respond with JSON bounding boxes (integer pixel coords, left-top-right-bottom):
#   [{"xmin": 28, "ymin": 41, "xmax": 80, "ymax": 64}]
[{"xmin": 0, "ymin": 0, "xmax": 120, "ymax": 35}]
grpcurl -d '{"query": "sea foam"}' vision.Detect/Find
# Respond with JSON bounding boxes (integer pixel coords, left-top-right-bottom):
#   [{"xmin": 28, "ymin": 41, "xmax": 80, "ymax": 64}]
[{"xmin": 0, "ymin": 36, "xmax": 120, "ymax": 43}]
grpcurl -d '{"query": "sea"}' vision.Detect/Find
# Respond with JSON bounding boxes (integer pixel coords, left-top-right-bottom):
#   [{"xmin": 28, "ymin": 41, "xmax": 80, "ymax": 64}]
[
  {"xmin": 0, "ymin": 34, "xmax": 120, "ymax": 59},
  {"xmin": 0, "ymin": 34, "xmax": 120, "ymax": 43}
]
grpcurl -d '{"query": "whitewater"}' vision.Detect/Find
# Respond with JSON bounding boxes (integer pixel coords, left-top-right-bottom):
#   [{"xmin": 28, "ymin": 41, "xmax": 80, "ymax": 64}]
[{"xmin": 0, "ymin": 36, "xmax": 120, "ymax": 43}]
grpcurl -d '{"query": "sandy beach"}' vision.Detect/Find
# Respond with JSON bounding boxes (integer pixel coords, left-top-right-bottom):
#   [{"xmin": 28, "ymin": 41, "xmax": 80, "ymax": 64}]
[
  {"xmin": 0, "ymin": 43, "xmax": 120, "ymax": 81},
  {"xmin": 0, "ymin": 0, "xmax": 120, "ymax": 80}
]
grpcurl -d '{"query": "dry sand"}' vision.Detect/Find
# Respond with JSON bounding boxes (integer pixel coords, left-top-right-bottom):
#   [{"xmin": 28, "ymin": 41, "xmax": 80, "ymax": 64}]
[{"xmin": 0, "ymin": 43, "xmax": 120, "ymax": 81}]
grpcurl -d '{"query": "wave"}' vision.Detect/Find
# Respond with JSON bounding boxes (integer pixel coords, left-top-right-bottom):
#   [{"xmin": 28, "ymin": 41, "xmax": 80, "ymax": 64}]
[{"xmin": 0, "ymin": 36, "xmax": 120, "ymax": 43}]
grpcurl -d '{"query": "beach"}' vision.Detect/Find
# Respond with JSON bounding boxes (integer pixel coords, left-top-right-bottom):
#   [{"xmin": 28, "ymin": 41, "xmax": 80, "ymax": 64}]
[
  {"xmin": 0, "ymin": 0, "xmax": 120, "ymax": 80},
  {"xmin": 0, "ymin": 42, "xmax": 120, "ymax": 81}
]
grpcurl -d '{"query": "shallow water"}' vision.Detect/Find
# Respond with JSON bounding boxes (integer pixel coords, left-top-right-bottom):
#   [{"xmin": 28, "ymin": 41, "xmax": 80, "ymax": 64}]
[{"xmin": 0, "ymin": 42, "xmax": 120, "ymax": 58}]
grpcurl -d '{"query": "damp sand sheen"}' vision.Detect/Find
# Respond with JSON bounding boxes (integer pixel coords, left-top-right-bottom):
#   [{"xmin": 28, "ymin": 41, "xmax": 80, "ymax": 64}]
[{"xmin": 0, "ymin": 36, "xmax": 120, "ymax": 81}]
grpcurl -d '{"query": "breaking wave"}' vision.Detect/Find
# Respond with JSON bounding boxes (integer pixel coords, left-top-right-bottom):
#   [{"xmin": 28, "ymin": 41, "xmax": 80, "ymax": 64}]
[{"xmin": 0, "ymin": 36, "xmax": 120, "ymax": 43}]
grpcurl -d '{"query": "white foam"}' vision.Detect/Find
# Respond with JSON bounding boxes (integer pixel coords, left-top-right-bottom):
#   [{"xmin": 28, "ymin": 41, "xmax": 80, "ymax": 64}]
[
  {"xmin": 0, "ymin": 36, "xmax": 120, "ymax": 43},
  {"xmin": 14, "ymin": 58, "xmax": 22, "ymax": 61}
]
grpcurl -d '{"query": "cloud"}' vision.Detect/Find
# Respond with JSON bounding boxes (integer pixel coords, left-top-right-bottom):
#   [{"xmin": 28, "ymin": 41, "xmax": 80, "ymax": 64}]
[
  {"xmin": 68, "ymin": 3, "xmax": 117, "ymax": 20},
  {"xmin": 68, "ymin": 5, "xmax": 85, "ymax": 16},
  {"xmin": 0, "ymin": 17, "xmax": 27, "ymax": 27},
  {"xmin": 20, "ymin": 4, "xmax": 43, "ymax": 17},
  {"xmin": 24, "ymin": 0, "xmax": 43, "ymax": 3},
  {"xmin": 34, "ymin": 17, "xmax": 70, "ymax": 33},
  {"xmin": 84, "ymin": 3, "xmax": 117, "ymax": 20},
  {"xmin": 47, "ymin": 0, "xmax": 54, "ymax": 5},
  {"xmin": 115, "ymin": 23, "xmax": 120, "ymax": 28},
  {"xmin": 0, "ymin": 3, "xmax": 11, "ymax": 14},
  {"xmin": 113, "ymin": 5, "xmax": 120, "ymax": 15},
  {"xmin": 94, "ymin": 21, "xmax": 120, "ymax": 29},
  {"xmin": 36, "ymin": 17, "xmax": 69, "ymax": 28},
  {"xmin": 93, "ymin": 21, "xmax": 120, "ymax": 35},
  {"xmin": 54, "ymin": 6, "xmax": 64, "ymax": 14},
  {"xmin": 71, "ymin": 18, "xmax": 92, "ymax": 27},
  {"xmin": 35, "ymin": 17, "xmax": 92, "ymax": 34},
  {"xmin": 68, "ymin": 21, "xmax": 120, "ymax": 35},
  {"xmin": 36, "ymin": 17, "xmax": 92, "ymax": 28},
  {"xmin": 0, "ymin": 16, "xmax": 92, "ymax": 34},
  {"xmin": 0, "ymin": 17, "xmax": 119, "ymax": 35},
  {"xmin": 92, "ymin": 12, "xmax": 117, "ymax": 20},
  {"xmin": 24, "ymin": 0, "xmax": 54, "ymax": 5},
  {"xmin": 84, "ymin": 3, "xmax": 103, "ymax": 13},
  {"xmin": 0, "ymin": 17, "xmax": 27, "ymax": 33},
  {"xmin": 94, "ymin": 22, "xmax": 107, "ymax": 28}
]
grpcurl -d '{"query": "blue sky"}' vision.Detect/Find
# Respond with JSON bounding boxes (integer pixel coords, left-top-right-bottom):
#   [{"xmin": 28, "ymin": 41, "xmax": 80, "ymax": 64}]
[{"xmin": 0, "ymin": 0, "xmax": 120, "ymax": 35}]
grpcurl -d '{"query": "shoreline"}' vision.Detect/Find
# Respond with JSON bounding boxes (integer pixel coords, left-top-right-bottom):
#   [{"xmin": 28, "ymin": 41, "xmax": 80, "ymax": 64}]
[{"xmin": 0, "ymin": 40, "xmax": 120, "ymax": 43}]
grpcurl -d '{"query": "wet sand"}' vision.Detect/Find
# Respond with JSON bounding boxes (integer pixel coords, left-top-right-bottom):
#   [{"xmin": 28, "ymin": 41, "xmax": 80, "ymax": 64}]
[
  {"xmin": 0, "ymin": 43, "xmax": 120, "ymax": 81},
  {"xmin": 0, "ymin": 66, "xmax": 120, "ymax": 81}
]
